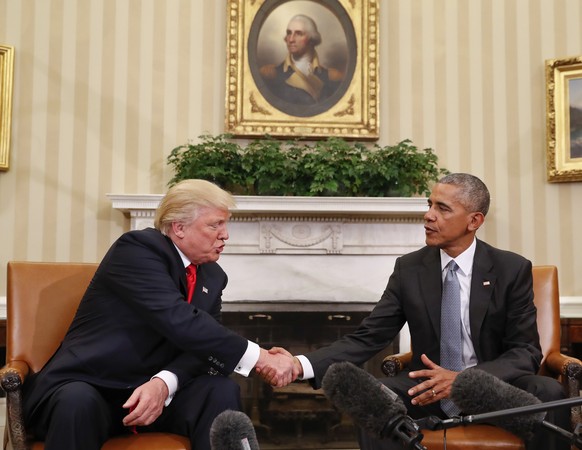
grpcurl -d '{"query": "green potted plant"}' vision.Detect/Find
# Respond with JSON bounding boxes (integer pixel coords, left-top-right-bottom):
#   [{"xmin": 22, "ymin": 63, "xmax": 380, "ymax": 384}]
[{"xmin": 167, "ymin": 134, "xmax": 448, "ymax": 197}]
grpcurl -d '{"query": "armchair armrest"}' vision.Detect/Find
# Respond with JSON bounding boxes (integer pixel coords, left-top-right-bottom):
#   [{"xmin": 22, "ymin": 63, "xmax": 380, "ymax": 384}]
[
  {"xmin": 0, "ymin": 360, "xmax": 30, "ymax": 392},
  {"xmin": 0, "ymin": 360, "xmax": 33, "ymax": 450},
  {"xmin": 544, "ymin": 351, "xmax": 582, "ymax": 427},
  {"xmin": 381, "ymin": 351, "xmax": 412, "ymax": 377},
  {"xmin": 544, "ymin": 351, "xmax": 582, "ymax": 381}
]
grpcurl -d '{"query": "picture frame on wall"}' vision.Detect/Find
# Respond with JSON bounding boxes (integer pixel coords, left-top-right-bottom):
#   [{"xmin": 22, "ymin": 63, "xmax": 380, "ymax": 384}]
[
  {"xmin": 545, "ymin": 55, "xmax": 582, "ymax": 182},
  {"xmin": 225, "ymin": 0, "xmax": 379, "ymax": 140},
  {"xmin": 0, "ymin": 44, "xmax": 14, "ymax": 171}
]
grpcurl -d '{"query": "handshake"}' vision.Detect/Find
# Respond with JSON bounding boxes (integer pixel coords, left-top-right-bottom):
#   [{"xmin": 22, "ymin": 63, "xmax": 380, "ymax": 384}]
[{"xmin": 255, "ymin": 347, "xmax": 303, "ymax": 387}]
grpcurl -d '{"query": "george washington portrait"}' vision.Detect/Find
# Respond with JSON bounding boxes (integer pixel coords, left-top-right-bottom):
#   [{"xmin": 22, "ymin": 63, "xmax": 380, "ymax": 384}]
[{"xmin": 248, "ymin": 0, "xmax": 356, "ymax": 118}]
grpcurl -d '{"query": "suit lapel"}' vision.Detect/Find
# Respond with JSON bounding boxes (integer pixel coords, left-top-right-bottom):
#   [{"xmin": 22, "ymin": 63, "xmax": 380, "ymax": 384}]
[
  {"xmin": 193, "ymin": 268, "xmax": 207, "ymax": 302},
  {"xmin": 191, "ymin": 267, "xmax": 218, "ymax": 307},
  {"xmin": 179, "ymin": 270, "xmax": 188, "ymax": 298},
  {"xmin": 160, "ymin": 234, "xmax": 189, "ymax": 298},
  {"xmin": 469, "ymin": 240, "xmax": 496, "ymax": 361},
  {"xmin": 419, "ymin": 248, "xmax": 443, "ymax": 337}
]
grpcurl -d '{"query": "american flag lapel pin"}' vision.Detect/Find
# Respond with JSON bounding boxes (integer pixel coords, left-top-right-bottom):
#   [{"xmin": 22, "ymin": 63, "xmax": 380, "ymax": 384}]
[{"xmin": 202, "ymin": 286, "xmax": 208, "ymax": 294}]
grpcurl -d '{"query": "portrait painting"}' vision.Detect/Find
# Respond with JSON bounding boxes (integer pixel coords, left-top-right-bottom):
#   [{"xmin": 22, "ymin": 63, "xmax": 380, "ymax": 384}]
[
  {"xmin": 546, "ymin": 56, "xmax": 582, "ymax": 182},
  {"xmin": 225, "ymin": 0, "xmax": 379, "ymax": 140},
  {"xmin": 248, "ymin": 0, "xmax": 355, "ymax": 118}
]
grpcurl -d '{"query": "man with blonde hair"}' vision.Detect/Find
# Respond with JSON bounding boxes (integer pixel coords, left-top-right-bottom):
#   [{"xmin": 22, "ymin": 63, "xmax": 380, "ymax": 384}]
[{"xmin": 23, "ymin": 179, "xmax": 295, "ymax": 450}]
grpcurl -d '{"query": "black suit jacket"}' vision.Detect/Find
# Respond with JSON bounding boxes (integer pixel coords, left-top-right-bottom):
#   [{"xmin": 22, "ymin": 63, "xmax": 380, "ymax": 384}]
[
  {"xmin": 306, "ymin": 239, "xmax": 542, "ymax": 388},
  {"xmin": 24, "ymin": 228, "xmax": 248, "ymax": 419}
]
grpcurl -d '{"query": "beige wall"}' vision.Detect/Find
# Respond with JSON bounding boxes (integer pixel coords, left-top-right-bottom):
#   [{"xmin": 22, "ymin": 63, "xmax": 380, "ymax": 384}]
[{"xmin": 0, "ymin": 0, "xmax": 581, "ymax": 299}]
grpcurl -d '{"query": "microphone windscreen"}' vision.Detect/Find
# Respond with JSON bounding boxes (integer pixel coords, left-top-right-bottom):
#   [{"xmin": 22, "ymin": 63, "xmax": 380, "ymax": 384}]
[
  {"xmin": 322, "ymin": 361, "xmax": 407, "ymax": 438},
  {"xmin": 209, "ymin": 409, "xmax": 260, "ymax": 450},
  {"xmin": 451, "ymin": 368, "xmax": 544, "ymax": 441}
]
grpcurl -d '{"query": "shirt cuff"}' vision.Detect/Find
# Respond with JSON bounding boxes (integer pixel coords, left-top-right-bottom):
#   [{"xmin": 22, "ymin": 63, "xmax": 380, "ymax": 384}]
[
  {"xmin": 153, "ymin": 370, "xmax": 178, "ymax": 406},
  {"xmin": 234, "ymin": 341, "xmax": 260, "ymax": 377},
  {"xmin": 295, "ymin": 355, "xmax": 314, "ymax": 380}
]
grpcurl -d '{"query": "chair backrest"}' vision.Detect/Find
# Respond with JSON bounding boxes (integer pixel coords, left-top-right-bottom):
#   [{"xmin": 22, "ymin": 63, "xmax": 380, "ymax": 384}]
[
  {"xmin": 6, "ymin": 261, "xmax": 98, "ymax": 373},
  {"xmin": 532, "ymin": 265, "xmax": 561, "ymax": 376}
]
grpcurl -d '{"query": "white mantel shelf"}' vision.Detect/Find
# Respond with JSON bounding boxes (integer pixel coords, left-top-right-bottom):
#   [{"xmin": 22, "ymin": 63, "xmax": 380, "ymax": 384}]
[{"xmin": 106, "ymin": 194, "xmax": 428, "ymax": 218}]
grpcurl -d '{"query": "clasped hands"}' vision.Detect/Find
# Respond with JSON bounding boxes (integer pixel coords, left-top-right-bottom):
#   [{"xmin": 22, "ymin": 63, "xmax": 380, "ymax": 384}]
[{"xmin": 255, "ymin": 347, "xmax": 302, "ymax": 387}]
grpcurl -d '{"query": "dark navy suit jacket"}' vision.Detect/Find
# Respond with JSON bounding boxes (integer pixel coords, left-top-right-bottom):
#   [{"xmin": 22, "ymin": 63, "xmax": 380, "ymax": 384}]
[
  {"xmin": 24, "ymin": 227, "xmax": 248, "ymax": 420},
  {"xmin": 306, "ymin": 239, "xmax": 542, "ymax": 388}
]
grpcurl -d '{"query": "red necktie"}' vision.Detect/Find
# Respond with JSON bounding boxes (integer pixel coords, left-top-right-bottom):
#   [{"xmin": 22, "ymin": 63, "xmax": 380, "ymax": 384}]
[{"xmin": 186, "ymin": 264, "xmax": 197, "ymax": 303}]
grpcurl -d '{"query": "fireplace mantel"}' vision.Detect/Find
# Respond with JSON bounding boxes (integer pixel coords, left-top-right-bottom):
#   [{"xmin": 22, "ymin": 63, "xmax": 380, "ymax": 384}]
[{"xmin": 107, "ymin": 194, "xmax": 428, "ymax": 222}]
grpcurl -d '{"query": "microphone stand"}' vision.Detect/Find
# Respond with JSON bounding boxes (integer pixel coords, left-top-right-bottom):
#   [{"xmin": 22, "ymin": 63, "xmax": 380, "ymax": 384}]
[
  {"xmin": 416, "ymin": 396, "xmax": 582, "ymax": 448},
  {"xmin": 383, "ymin": 415, "xmax": 428, "ymax": 450}
]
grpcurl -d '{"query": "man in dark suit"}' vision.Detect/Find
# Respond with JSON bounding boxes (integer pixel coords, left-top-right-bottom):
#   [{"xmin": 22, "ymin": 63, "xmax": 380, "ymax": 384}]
[
  {"xmin": 269, "ymin": 173, "xmax": 569, "ymax": 450},
  {"xmin": 23, "ymin": 179, "xmax": 295, "ymax": 450}
]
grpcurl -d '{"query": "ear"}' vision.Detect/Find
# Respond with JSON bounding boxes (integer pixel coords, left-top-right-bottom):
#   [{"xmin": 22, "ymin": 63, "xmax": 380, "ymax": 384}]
[
  {"xmin": 468, "ymin": 212, "xmax": 485, "ymax": 232},
  {"xmin": 171, "ymin": 221, "xmax": 186, "ymax": 239}
]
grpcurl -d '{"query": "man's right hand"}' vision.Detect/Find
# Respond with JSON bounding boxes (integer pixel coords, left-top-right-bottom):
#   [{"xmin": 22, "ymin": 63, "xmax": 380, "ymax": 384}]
[
  {"xmin": 255, "ymin": 347, "xmax": 300, "ymax": 387},
  {"xmin": 122, "ymin": 377, "xmax": 168, "ymax": 428}
]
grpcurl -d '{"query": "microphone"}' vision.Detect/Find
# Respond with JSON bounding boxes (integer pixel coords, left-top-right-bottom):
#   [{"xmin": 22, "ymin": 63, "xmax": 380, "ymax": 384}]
[
  {"xmin": 209, "ymin": 409, "xmax": 260, "ymax": 450},
  {"xmin": 450, "ymin": 368, "xmax": 545, "ymax": 441},
  {"xmin": 322, "ymin": 361, "xmax": 427, "ymax": 450}
]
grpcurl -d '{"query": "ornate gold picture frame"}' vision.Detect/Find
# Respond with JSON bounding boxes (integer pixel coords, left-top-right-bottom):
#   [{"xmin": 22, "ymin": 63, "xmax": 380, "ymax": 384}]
[
  {"xmin": 546, "ymin": 55, "xmax": 582, "ymax": 182},
  {"xmin": 0, "ymin": 44, "xmax": 14, "ymax": 171},
  {"xmin": 225, "ymin": 0, "xmax": 379, "ymax": 140}
]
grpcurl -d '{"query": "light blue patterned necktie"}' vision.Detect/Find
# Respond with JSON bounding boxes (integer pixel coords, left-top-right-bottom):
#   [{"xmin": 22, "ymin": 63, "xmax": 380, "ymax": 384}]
[{"xmin": 440, "ymin": 261, "xmax": 462, "ymax": 416}]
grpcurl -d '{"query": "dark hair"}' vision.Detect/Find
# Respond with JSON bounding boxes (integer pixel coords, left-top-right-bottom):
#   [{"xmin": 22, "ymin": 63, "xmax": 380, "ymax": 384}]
[{"xmin": 438, "ymin": 173, "xmax": 490, "ymax": 216}]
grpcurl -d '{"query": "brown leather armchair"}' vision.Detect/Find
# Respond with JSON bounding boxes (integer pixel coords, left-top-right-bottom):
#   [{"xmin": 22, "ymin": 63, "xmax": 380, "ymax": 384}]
[
  {"xmin": 0, "ymin": 261, "xmax": 191, "ymax": 450},
  {"xmin": 381, "ymin": 265, "xmax": 582, "ymax": 450}
]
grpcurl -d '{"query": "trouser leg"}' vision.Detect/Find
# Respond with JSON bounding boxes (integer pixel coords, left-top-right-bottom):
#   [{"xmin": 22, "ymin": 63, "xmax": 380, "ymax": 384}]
[
  {"xmin": 29, "ymin": 381, "xmax": 112, "ymax": 450},
  {"xmin": 513, "ymin": 374, "xmax": 571, "ymax": 450},
  {"xmin": 150, "ymin": 375, "xmax": 242, "ymax": 450}
]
